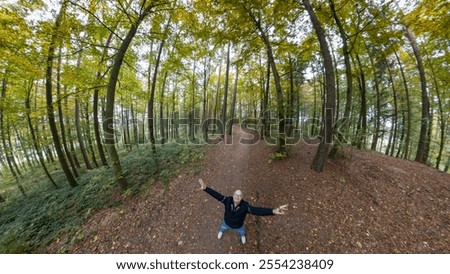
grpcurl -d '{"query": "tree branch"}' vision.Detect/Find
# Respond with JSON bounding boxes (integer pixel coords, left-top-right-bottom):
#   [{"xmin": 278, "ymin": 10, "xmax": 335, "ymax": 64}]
[{"xmin": 68, "ymin": 0, "xmax": 123, "ymax": 42}]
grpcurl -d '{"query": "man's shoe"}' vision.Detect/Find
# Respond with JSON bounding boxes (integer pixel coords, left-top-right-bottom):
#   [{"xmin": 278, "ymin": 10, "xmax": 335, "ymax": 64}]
[
  {"xmin": 218, "ymin": 231, "xmax": 223, "ymax": 240},
  {"xmin": 240, "ymin": 235, "xmax": 246, "ymax": 244}
]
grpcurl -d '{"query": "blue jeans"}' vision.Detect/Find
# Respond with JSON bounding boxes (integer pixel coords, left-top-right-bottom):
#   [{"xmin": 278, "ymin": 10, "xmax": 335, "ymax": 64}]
[{"xmin": 219, "ymin": 220, "xmax": 246, "ymax": 236}]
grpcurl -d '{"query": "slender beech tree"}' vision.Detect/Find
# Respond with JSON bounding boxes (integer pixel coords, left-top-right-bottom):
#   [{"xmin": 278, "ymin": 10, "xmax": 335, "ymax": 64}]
[
  {"xmin": 302, "ymin": 0, "xmax": 336, "ymax": 172},
  {"xmin": 368, "ymin": 48, "xmax": 383, "ymax": 152},
  {"xmin": 428, "ymin": 62, "xmax": 446, "ymax": 169},
  {"xmin": 243, "ymin": 4, "xmax": 286, "ymax": 153},
  {"xmin": 355, "ymin": 54, "xmax": 367, "ymax": 150},
  {"xmin": 74, "ymin": 51, "xmax": 92, "ymax": 170},
  {"xmin": 394, "ymin": 51, "xmax": 412, "ymax": 159},
  {"xmin": 221, "ymin": 42, "xmax": 231, "ymax": 139},
  {"xmin": 228, "ymin": 64, "xmax": 239, "ymax": 136},
  {"xmin": 1, "ymin": 74, "xmax": 26, "ymax": 196},
  {"xmin": 328, "ymin": 0, "xmax": 353, "ymax": 155},
  {"xmin": 148, "ymin": 18, "xmax": 170, "ymax": 152},
  {"xmin": 406, "ymin": 27, "xmax": 430, "ymax": 164},
  {"xmin": 387, "ymin": 59, "xmax": 399, "ymax": 157},
  {"xmin": 25, "ymin": 80, "xmax": 58, "ymax": 188},
  {"xmin": 104, "ymin": 2, "xmax": 163, "ymax": 190},
  {"xmin": 159, "ymin": 71, "xmax": 168, "ymax": 144},
  {"xmin": 57, "ymin": 47, "xmax": 80, "ymax": 176},
  {"xmin": 45, "ymin": 0, "xmax": 78, "ymax": 187}
]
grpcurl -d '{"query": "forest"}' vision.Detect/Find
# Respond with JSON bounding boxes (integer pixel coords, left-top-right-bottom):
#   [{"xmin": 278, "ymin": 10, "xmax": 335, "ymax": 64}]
[{"xmin": 0, "ymin": 0, "xmax": 449, "ymax": 253}]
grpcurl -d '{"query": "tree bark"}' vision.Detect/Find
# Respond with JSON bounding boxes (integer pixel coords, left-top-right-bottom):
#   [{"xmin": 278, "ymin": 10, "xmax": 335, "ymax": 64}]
[
  {"xmin": 329, "ymin": 0, "xmax": 353, "ymax": 150},
  {"xmin": 366, "ymin": 46, "xmax": 382, "ymax": 152},
  {"xmin": 73, "ymin": 50, "xmax": 93, "ymax": 169},
  {"xmin": 1, "ymin": 74, "xmax": 27, "ymax": 196},
  {"xmin": 104, "ymin": 3, "xmax": 158, "ymax": 190},
  {"xmin": 387, "ymin": 60, "xmax": 399, "ymax": 157},
  {"xmin": 228, "ymin": 65, "xmax": 239, "ymax": 136},
  {"xmin": 428, "ymin": 64, "xmax": 445, "ymax": 169},
  {"xmin": 213, "ymin": 54, "xmax": 223, "ymax": 135},
  {"xmin": 395, "ymin": 52, "xmax": 412, "ymax": 159},
  {"xmin": 262, "ymin": 55, "xmax": 270, "ymax": 137},
  {"xmin": 83, "ymin": 100, "xmax": 99, "ymax": 167},
  {"xmin": 65, "ymin": 95, "xmax": 81, "ymax": 170},
  {"xmin": 58, "ymin": 48, "xmax": 80, "ymax": 175},
  {"xmin": 189, "ymin": 60, "xmax": 197, "ymax": 143},
  {"xmin": 302, "ymin": 0, "xmax": 336, "ymax": 172},
  {"xmin": 131, "ymin": 102, "xmax": 139, "ymax": 147},
  {"xmin": 406, "ymin": 27, "xmax": 430, "ymax": 164},
  {"xmin": 25, "ymin": 80, "xmax": 58, "ymax": 188},
  {"xmin": 221, "ymin": 42, "xmax": 231, "ymax": 139},
  {"xmin": 202, "ymin": 57, "xmax": 211, "ymax": 142},
  {"xmin": 75, "ymin": 96, "xmax": 93, "ymax": 169},
  {"xmin": 93, "ymin": 33, "xmax": 114, "ymax": 167},
  {"xmin": 45, "ymin": 0, "xmax": 78, "ymax": 187},
  {"xmin": 355, "ymin": 54, "xmax": 367, "ymax": 150},
  {"xmin": 159, "ymin": 71, "xmax": 168, "ymax": 144},
  {"xmin": 444, "ymin": 156, "xmax": 450, "ymax": 173},
  {"xmin": 244, "ymin": 4, "xmax": 286, "ymax": 152},
  {"xmin": 148, "ymin": 34, "xmax": 166, "ymax": 152}
]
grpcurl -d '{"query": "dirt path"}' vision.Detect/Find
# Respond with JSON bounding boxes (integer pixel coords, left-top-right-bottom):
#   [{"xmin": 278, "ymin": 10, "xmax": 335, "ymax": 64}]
[{"xmin": 48, "ymin": 125, "xmax": 450, "ymax": 254}]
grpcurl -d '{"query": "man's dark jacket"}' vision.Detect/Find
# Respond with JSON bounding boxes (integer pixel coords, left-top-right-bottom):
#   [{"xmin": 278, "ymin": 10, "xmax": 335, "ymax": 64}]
[{"xmin": 204, "ymin": 187, "xmax": 274, "ymax": 229}]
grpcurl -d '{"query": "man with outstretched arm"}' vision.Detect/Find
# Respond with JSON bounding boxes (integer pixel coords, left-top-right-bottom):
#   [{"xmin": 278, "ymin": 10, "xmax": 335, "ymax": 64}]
[{"xmin": 198, "ymin": 178, "xmax": 288, "ymax": 244}]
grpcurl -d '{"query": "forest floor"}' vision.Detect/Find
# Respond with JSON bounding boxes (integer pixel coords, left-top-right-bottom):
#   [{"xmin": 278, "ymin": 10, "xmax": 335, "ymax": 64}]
[{"xmin": 45, "ymin": 126, "xmax": 450, "ymax": 254}]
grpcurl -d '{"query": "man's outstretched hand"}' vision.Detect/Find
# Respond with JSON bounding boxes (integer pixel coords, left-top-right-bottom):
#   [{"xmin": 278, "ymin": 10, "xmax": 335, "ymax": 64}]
[
  {"xmin": 198, "ymin": 179, "xmax": 206, "ymax": 190},
  {"xmin": 273, "ymin": 204, "xmax": 288, "ymax": 215}
]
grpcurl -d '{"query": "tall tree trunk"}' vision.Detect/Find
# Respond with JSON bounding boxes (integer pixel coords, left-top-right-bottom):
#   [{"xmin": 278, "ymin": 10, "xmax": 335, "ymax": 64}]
[
  {"xmin": 65, "ymin": 95, "xmax": 82, "ymax": 170},
  {"xmin": 428, "ymin": 64, "xmax": 445, "ymax": 169},
  {"xmin": 84, "ymin": 101, "xmax": 99, "ymax": 167},
  {"xmin": 13, "ymin": 125, "xmax": 33, "ymax": 170},
  {"xmin": 406, "ymin": 27, "xmax": 430, "ymax": 164},
  {"xmin": 355, "ymin": 54, "xmax": 367, "ymax": 150},
  {"xmin": 311, "ymin": 70, "xmax": 318, "ymax": 137},
  {"xmin": 75, "ymin": 96, "xmax": 93, "ymax": 169},
  {"xmin": 395, "ymin": 52, "xmax": 412, "ymax": 159},
  {"xmin": 104, "ymin": 3, "xmax": 157, "ymax": 190},
  {"xmin": 159, "ymin": 71, "xmax": 168, "ymax": 145},
  {"xmin": 41, "ymin": 123, "xmax": 55, "ymax": 163},
  {"xmin": 93, "ymin": 33, "xmax": 113, "ymax": 167},
  {"xmin": 396, "ymin": 110, "xmax": 406, "ymax": 158},
  {"xmin": 189, "ymin": 60, "xmax": 197, "ymax": 143},
  {"xmin": 122, "ymin": 102, "xmax": 131, "ymax": 150},
  {"xmin": 148, "ymin": 34, "xmax": 166, "ymax": 152},
  {"xmin": 10, "ymin": 124, "xmax": 33, "ymax": 171},
  {"xmin": 1, "ymin": 74, "xmax": 27, "ymax": 196},
  {"xmin": 202, "ymin": 57, "xmax": 211, "ymax": 142},
  {"xmin": 387, "ymin": 60, "xmax": 399, "ymax": 157},
  {"xmin": 329, "ymin": 0, "xmax": 353, "ymax": 150},
  {"xmin": 222, "ymin": 42, "xmax": 231, "ymax": 139},
  {"xmin": 262, "ymin": 55, "xmax": 270, "ymax": 137},
  {"xmin": 287, "ymin": 55, "xmax": 296, "ymax": 138},
  {"xmin": 25, "ymin": 80, "xmax": 58, "ymax": 188},
  {"xmin": 303, "ymin": 0, "xmax": 336, "ymax": 172},
  {"xmin": 73, "ymin": 50, "xmax": 92, "ymax": 169},
  {"xmin": 172, "ymin": 77, "xmax": 179, "ymax": 140},
  {"xmin": 213, "ymin": 54, "xmax": 223, "ymax": 135},
  {"xmin": 244, "ymin": 5, "xmax": 286, "ymax": 152},
  {"xmin": 131, "ymin": 102, "xmax": 139, "ymax": 147},
  {"xmin": 228, "ymin": 65, "xmax": 239, "ymax": 136},
  {"xmin": 45, "ymin": 1, "xmax": 78, "ymax": 187},
  {"xmin": 366, "ymin": 46, "xmax": 381, "ymax": 151},
  {"xmin": 58, "ymin": 49, "xmax": 80, "ymax": 176}
]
